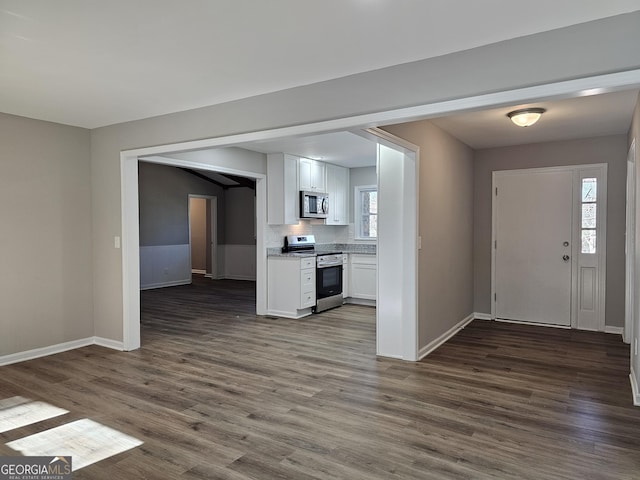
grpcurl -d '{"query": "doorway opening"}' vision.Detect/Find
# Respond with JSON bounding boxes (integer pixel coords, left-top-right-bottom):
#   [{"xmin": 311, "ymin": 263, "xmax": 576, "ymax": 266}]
[
  {"xmin": 121, "ymin": 128, "xmax": 418, "ymax": 359},
  {"xmin": 188, "ymin": 195, "xmax": 217, "ymax": 278},
  {"xmin": 121, "ymin": 70, "xmax": 640, "ymax": 359}
]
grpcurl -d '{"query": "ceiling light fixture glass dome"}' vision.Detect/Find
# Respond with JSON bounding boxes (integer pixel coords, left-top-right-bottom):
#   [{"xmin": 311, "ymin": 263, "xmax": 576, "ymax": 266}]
[{"xmin": 507, "ymin": 107, "xmax": 546, "ymax": 127}]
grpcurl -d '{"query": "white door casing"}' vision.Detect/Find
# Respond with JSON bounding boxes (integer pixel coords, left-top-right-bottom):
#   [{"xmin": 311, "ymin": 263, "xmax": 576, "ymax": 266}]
[
  {"xmin": 375, "ymin": 137, "xmax": 419, "ymax": 361},
  {"xmin": 492, "ymin": 164, "xmax": 607, "ymax": 331},
  {"xmin": 626, "ymin": 140, "xmax": 636, "ymax": 344}
]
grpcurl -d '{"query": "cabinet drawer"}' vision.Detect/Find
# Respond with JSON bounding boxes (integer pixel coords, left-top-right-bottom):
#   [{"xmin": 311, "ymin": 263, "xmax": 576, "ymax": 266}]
[
  {"xmin": 300, "ymin": 257, "xmax": 316, "ymax": 269},
  {"xmin": 300, "ymin": 290, "xmax": 316, "ymax": 308},
  {"xmin": 300, "ymin": 268, "xmax": 315, "ymax": 293}
]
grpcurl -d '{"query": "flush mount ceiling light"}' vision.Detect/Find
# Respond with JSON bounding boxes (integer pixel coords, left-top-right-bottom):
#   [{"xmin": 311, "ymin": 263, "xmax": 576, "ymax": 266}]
[{"xmin": 507, "ymin": 107, "xmax": 546, "ymax": 127}]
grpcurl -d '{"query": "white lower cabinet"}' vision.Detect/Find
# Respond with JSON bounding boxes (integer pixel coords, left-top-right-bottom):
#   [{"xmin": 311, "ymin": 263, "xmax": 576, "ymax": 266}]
[
  {"xmin": 349, "ymin": 254, "xmax": 377, "ymax": 301},
  {"xmin": 268, "ymin": 256, "xmax": 316, "ymax": 318}
]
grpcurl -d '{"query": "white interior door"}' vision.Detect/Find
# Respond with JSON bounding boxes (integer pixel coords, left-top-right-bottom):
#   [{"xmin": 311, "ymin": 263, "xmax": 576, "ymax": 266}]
[{"xmin": 494, "ymin": 170, "xmax": 573, "ymax": 325}]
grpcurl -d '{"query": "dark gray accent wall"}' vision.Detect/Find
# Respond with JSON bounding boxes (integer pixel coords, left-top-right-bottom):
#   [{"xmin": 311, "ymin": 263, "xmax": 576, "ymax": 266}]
[
  {"xmin": 224, "ymin": 188, "xmax": 256, "ymax": 245},
  {"xmin": 138, "ymin": 162, "xmax": 225, "ymax": 246},
  {"xmin": 473, "ymin": 135, "xmax": 628, "ymax": 326}
]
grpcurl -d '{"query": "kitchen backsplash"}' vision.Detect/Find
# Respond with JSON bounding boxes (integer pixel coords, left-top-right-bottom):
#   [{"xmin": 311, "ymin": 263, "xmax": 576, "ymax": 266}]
[{"xmin": 265, "ymin": 222, "xmax": 375, "ymax": 248}]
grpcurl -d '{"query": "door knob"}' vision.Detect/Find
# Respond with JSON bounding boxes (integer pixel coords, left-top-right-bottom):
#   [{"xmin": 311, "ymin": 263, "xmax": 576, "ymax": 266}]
[{"xmin": 562, "ymin": 254, "xmax": 570, "ymax": 262}]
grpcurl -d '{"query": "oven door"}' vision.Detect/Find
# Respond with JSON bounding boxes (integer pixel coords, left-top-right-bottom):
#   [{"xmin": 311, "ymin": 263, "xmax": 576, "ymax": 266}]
[{"xmin": 316, "ymin": 264, "xmax": 343, "ymax": 299}]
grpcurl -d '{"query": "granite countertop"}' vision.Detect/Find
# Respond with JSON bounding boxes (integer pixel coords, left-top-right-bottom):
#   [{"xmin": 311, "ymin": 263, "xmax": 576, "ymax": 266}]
[{"xmin": 267, "ymin": 251, "xmax": 317, "ymax": 258}]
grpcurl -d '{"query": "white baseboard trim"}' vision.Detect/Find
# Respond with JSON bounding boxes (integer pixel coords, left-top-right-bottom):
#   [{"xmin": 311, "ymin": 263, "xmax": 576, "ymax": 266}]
[
  {"xmin": 0, "ymin": 336, "xmax": 126, "ymax": 366},
  {"xmin": 223, "ymin": 274, "xmax": 256, "ymax": 281},
  {"xmin": 418, "ymin": 313, "xmax": 474, "ymax": 360},
  {"xmin": 630, "ymin": 368, "xmax": 640, "ymax": 406},
  {"xmin": 345, "ymin": 298, "xmax": 376, "ymax": 307},
  {"xmin": 265, "ymin": 309, "xmax": 312, "ymax": 319},
  {"xmin": 474, "ymin": 314, "xmax": 623, "ymax": 335},
  {"xmin": 494, "ymin": 318, "xmax": 571, "ymax": 329},
  {"xmin": 93, "ymin": 336, "xmax": 124, "ymax": 351},
  {"xmin": 191, "ymin": 269, "xmax": 206, "ymax": 275},
  {"xmin": 376, "ymin": 353, "xmax": 403, "ymax": 360},
  {"xmin": 140, "ymin": 279, "xmax": 191, "ymax": 290},
  {"xmin": 604, "ymin": 326, "xmax": 624, "ymax": 335},
  {"xmin": 0, "ymin": 337, "xmax": 94, "ymax": 366}
]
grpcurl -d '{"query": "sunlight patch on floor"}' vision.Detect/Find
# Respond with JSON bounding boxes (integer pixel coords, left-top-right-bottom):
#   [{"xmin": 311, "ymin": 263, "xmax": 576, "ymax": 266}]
[
  {"xmin": 6, "ymin": 418, "xmax": 143, "ymax": 471},
  {"xmin": 0, "ymin": 396, "xmax": 68, "ymax": 433}
]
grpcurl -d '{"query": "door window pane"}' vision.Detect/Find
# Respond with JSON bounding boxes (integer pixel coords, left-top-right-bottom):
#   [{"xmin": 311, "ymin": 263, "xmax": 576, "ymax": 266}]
[
  {"xmin": 582, "ymin": 230, "xmax": 596, "ymax": 254},
  {"xmin": 581, "ymin": 203, "xmax": 596, "ymax": 228},
  {"xmin": 582, "ymin": 178, "xmax": 597, "ymax": 202}
]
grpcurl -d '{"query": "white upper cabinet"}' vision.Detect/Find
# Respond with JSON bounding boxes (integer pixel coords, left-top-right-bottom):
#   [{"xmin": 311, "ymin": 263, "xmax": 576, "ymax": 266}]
[
  {"xmin": 299, "ymin": 157, "xmax": 326, "ymax": 192},
  {"xmin": 267, "ymin": 153, "xmax": 299, "ymax": 225},
  {"xmin": 325, "ymin": 164, "xmax": 349, "ymax": 225}
]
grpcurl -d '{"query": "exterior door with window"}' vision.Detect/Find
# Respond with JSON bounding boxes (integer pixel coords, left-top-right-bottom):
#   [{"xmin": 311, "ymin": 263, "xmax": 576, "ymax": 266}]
[{"xmin": 492, "ymin": 165, "xmax": 606, "ymax": 330}]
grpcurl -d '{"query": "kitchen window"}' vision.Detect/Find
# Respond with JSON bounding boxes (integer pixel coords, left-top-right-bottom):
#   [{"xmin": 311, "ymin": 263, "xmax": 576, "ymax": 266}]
[{"xmin": 355, "ymin": 185, "xmax": 377, "ymax": 240}]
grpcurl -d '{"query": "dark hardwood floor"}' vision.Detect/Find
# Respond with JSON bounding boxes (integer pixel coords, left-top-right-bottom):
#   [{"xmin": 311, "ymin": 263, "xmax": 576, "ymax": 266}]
[{"xmin": 1, "ymin": 276, "xmax": 640, "ymax": 479}]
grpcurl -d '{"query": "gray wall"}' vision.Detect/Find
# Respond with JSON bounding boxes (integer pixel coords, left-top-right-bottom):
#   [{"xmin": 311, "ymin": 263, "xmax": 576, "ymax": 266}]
[
  {"xmin": 382, "ymin": 120, "xmax": 474, "ymax": 348},
  {"xmin": 90, "ymin": 12, "xmax": 640, "ymax": 341},
  {"xmin": 473, "ymin": 135, "xmax": 628, "ymax": 326},
  {"xmin": 0, "ymin": 113, "xmax": 92, "ymax": 356},
  {"xmin": 138, "ymin": 162, "xmax": 225, "ymax": 246},
  {"xmin": 225, "ymin": 188, "xmax": 256, "ymax": 245},
  {"xmin": 349, "ymin": 166, "xmax": 377, "ymax": 223}
]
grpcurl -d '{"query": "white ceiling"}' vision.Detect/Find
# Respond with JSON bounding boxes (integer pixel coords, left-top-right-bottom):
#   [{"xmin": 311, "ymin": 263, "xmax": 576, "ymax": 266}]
[
  {"xmin": 232, "ymin": 89, "xmax": 639, "ymax": 164},
  {"xmin": 430, "ymin": 89, "xmax": 639, "ymax": 149},
  {"xmin": 1, "ymin": 1, "xmax": 639, "ymax": 128},
  {"xmin": 238, "ymin": 131, "xmax": 377, "ymax": 168}
]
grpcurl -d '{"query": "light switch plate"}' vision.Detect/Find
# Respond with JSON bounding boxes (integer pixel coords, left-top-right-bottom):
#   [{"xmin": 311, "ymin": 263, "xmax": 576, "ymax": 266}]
[{"xmin": 114, "ymin": 236, "xmax": 121, "ymax": 249}]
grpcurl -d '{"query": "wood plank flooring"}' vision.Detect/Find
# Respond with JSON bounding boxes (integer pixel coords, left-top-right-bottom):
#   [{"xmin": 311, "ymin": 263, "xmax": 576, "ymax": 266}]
[{"xmin": 1, "ymin": 276, "xmax": 640, "ymax": 479}]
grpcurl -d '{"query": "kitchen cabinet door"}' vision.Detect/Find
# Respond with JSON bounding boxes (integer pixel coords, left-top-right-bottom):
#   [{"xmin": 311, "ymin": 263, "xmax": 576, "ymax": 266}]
[
  {"xmin": 267, "ymin": 153, "xmax": 299, "ymax": 224},
  {"xmin": 350, "ymin": 255, "xmax": 376, "ymax": 300},
  {"xmin": 326, "ymin": 164, "xmax": 349, "ymax": 225},
  {"xmin": 299, "ymin": 157, "xmax": 326, "ymax": 192}
]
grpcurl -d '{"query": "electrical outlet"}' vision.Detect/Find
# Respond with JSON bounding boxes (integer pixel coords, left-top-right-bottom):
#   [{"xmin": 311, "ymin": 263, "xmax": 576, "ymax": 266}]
[
  {"xmin": 114, "ymin": 236, "xmax": 121, "ymax": 249},
  {"xmin": 163, "ymin": 268, "xmax": 169, "ymax": 275}
]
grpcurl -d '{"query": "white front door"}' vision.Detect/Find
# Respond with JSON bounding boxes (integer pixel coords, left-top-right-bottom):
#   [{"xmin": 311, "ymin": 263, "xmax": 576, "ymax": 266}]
[{"xmin": 494, "ymin": 169, "xmax": 574, "ymax": 325}]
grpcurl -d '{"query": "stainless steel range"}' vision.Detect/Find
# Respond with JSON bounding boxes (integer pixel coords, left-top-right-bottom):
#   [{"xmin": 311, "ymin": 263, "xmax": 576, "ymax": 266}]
[
  {"xmin": 315, "ymin": 252, "xmax": 344, "ymax": 313},
  {"xmin": 282, "ymin": 235, "xmax": 343, "ymax": 313}
]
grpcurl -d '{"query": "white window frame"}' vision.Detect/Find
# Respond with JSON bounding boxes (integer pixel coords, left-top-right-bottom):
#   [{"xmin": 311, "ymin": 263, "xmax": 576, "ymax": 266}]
[{"xmin": 355, "ymin": 185, "xmax": 378, "ymax": 241}]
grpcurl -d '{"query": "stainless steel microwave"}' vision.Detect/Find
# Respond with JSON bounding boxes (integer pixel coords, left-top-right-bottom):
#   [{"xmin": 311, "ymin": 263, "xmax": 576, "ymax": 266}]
[{"xmin": 300, "ymin": 191, "xmax": 329, "ymax": 218}]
